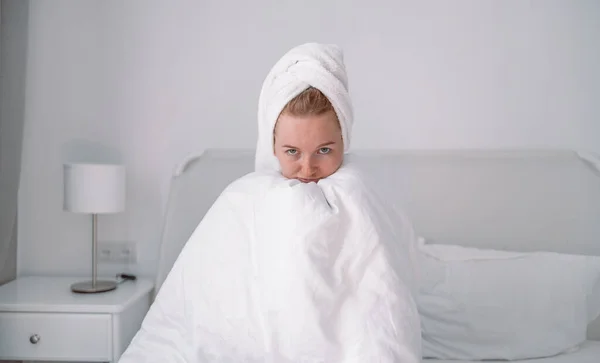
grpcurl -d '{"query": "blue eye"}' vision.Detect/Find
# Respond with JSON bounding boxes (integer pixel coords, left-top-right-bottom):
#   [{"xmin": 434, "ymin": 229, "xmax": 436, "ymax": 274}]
[
  {"xmin": 318, "ymin": 147, "xmax": 331, "ymax": 154},
  {"xmin": 286, "ymin": 149, "xmax": 298, "ymax": 156}
]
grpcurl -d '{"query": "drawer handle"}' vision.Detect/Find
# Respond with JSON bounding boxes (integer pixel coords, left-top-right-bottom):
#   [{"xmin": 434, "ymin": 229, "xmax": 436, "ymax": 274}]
[{"xmin": 29, "ymin": 334, "xmax": 41, "ymax": 344}]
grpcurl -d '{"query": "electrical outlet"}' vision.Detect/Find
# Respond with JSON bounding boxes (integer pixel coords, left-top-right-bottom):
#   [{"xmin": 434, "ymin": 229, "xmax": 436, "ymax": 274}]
[{"xmin": 98, "ymin": 241, "xmax": 137, "ymax": 264}]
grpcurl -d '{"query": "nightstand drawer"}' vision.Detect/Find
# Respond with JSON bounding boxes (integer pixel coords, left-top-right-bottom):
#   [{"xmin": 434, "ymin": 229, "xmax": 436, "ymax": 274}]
[{"xmin": 0, "ymin": 312, "xmax": 112, "ymax": 361}]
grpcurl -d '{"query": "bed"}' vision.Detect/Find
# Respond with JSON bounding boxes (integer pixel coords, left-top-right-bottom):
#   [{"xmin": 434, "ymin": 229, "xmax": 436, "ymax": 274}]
[
  {"xmin": 429, "ymin": 340, "xmax": 600, "ymax": 362},
  {"xmin": 154, "ymin": 148, "xmax": 600, "ymax": 362}
]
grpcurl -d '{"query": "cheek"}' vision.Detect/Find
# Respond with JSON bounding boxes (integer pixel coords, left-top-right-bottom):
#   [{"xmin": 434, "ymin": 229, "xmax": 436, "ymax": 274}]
[
  {"xmin": 275, "ymin": 153, "xmax": 298, "ymax": 176},
  {"xmin": 316, "ymin": 154, "xmax": 343, "ymax": 175},
  {"xmin": 326, "ymin": 154, "xmax": 343, "ymax": 170}
]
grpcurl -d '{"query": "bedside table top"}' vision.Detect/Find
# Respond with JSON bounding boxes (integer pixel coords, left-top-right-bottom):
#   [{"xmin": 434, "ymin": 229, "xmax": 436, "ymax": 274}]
[{"xmin": 0, "ymin": 276, "xmax": 154, "ymax": 313}]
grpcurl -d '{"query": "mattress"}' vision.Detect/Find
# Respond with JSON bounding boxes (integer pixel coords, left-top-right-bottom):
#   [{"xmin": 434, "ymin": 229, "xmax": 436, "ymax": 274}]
[{"xmin": 424, "ymin": 341, "xmax": 600, "ymax": 362}]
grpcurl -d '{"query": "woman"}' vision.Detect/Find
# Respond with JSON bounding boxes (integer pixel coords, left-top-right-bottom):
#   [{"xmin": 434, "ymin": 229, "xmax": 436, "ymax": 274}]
[{"xmin": 119, "ymin": 43, "xmax": 421, "ymax": 363}]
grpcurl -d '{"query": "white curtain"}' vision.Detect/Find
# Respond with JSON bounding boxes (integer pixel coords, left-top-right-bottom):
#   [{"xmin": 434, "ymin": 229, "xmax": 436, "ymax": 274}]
[{"xmin": 0, "ymin": 0, "xmax": 29, "ymax": 285}]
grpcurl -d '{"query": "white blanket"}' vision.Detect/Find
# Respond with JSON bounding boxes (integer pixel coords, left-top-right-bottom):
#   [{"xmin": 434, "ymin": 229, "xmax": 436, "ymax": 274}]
[{"xmin": 118, "ymin": 162, "xmax": 422, "ymax": 362}]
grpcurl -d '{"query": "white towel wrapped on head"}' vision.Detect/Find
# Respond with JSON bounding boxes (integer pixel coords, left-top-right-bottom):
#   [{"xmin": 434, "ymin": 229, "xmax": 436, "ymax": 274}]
[{"xmin": 255, "ymin": 43, "xmax": 354, "ymax": 172}]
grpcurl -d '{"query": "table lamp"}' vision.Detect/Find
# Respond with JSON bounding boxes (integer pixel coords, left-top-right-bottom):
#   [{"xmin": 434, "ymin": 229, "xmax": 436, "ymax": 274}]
[{"xmin": 63, "ymin": 162, "xmax": 126, "ymax": 293}]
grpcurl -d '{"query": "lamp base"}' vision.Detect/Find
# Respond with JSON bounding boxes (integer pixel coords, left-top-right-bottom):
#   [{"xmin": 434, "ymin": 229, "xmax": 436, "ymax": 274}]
[{"xmin": 71, "ymin": 280, "xmax": 117, "ymax": 293}]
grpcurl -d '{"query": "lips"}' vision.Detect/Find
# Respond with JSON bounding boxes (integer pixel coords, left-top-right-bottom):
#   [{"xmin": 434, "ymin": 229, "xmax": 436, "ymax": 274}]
[{"xmin": 298, "ymin": 178, "xmax": 319, "ymax": 183}]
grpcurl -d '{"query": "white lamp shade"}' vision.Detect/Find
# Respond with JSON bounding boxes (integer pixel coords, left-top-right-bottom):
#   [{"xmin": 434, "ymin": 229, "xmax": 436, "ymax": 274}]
[{"xmin": 63, "ymin": 163, "xmax": 126, "ymax": 214}]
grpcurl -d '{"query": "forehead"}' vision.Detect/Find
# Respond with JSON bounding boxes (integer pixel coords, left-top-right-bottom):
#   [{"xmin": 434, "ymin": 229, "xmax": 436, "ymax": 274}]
[{"xmin": 275, "ymin": 111, "xmax": 341, "ymax": 143}]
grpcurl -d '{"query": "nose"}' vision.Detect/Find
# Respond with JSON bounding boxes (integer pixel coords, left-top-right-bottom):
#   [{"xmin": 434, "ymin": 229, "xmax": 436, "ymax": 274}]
[{"xmin": 299, "ymin": 155, "xmax": 318, "ymax": 178}]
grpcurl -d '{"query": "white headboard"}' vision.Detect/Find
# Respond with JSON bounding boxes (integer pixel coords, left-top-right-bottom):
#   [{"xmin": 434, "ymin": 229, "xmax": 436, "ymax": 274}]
[{"xmin": 155, "ymin": 148, "xmax": 600, "ymax": 338}]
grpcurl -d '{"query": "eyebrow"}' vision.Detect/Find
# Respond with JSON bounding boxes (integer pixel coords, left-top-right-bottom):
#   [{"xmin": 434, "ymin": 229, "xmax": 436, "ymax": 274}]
[{"xmin": 281, "ymin": 141, "xmax": 336, "ymax": 149}]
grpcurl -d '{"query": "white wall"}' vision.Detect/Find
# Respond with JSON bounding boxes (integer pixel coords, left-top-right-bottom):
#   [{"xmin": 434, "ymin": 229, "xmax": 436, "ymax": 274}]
[{"xmin": 18, "ymin": 0, "xmax": 600, "ymax": 278}]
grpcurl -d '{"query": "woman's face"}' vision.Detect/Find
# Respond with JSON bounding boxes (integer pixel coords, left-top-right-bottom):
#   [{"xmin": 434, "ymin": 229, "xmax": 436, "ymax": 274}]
[{"xmin": 273, "ymin": 110, "xmax": 344, "ymax": 183}]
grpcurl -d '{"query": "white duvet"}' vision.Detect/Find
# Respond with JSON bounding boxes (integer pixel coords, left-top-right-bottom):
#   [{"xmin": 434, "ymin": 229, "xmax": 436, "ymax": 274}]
[{"xmin": 118, "ymin": 162, "xmax": 422, "ymax": 362}]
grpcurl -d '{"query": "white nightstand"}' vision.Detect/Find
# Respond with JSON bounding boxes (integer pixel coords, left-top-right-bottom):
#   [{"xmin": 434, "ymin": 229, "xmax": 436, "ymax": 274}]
[{"xmin": 0, "ymin": 276, "xmax": 154, "ymax": 363}]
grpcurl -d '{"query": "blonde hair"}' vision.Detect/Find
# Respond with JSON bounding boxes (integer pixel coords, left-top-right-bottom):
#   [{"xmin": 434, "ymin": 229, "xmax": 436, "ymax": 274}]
[
  {"xmin": 281, "ymin": 87, "xmax": 335, "ymax": 117},
  {"xmin": 273, "ymin": 87, "xmax": 340, "ymax": 147}
]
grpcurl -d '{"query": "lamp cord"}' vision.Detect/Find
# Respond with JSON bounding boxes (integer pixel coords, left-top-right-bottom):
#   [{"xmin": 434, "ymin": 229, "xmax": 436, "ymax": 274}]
[{"xmin": 115, "ymin": 273, "xmax": 137, "ymax": 284}]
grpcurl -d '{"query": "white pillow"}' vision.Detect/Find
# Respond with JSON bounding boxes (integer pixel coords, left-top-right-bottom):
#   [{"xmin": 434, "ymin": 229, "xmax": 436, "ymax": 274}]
[{"xmin": 416, "ymin": 239, "xmax": 600, "ymax": 361}]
